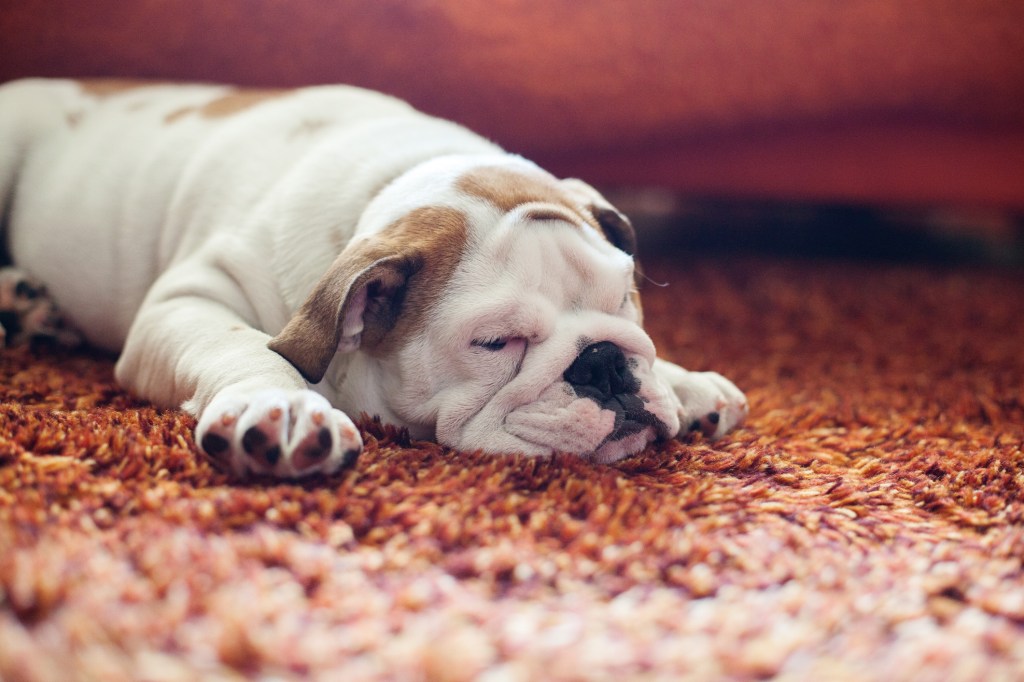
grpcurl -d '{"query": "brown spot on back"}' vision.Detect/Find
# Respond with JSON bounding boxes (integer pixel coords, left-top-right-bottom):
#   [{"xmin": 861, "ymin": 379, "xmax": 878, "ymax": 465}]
[
  {"xmin": 164, "ymin": 107, "xmax": 196, "ymax": 124},
  {"xmin": 197, "ymin": 89, "xmax": 287, "ymax": 119},
  {"xmin": 79, "ymin": 79, "xmax": 165, "ymax": 97},
  {"xmin": 79, "ymin": 80, "xmax": 287, "ymax": 122}
]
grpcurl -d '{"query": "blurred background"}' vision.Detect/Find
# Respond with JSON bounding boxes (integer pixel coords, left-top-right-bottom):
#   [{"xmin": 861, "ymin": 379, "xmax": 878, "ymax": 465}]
[{"xmin": 3, "ymin": 0, "xmax": 1023, "ymax": 264}]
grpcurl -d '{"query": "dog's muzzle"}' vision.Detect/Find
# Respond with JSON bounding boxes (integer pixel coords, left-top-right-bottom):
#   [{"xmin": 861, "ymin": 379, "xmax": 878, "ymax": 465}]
[{"xmin": 563, "ymin": 341, "xmax": 662, "ymax": 442}]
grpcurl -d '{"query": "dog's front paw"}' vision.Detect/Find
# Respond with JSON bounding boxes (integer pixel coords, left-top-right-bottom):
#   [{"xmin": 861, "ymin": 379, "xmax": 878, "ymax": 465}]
[
  {"xmin": 677, "ymin": 371, "xmax": 749, "ymax": 438},
  {"xmin": 196, "ymin": 389, "xmax": 362, "ymax": 478},
  {"xmin": 654, "ymin": 360, "xmax": 749, "ymax": 439}
]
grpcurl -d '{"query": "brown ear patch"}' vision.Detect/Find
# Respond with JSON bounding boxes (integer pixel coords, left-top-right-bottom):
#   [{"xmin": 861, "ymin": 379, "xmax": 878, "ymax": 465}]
[
  {"xmin": 365, "ymin": 206, "xmax": 469, "ymax": 358},
  {"xmin": 268, "ymin": 206, "xmax": 469, "ymax": 382},
  {"xmin": 269, "ymin": 254, "xmax": 417, "ymax": 382}
]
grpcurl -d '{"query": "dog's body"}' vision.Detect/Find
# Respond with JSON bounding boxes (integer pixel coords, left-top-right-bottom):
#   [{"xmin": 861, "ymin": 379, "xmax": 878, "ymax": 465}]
[{"xmin": 0, "ymin": 78, "xmax": 747, "ymax": 478}]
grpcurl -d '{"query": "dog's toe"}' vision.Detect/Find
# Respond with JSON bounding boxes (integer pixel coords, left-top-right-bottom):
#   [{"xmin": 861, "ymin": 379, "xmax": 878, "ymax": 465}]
[
  {"xmin": 233, "ymin": 393, "xmax": 290, "ymax": 471},
  {"xmin": 283, "ymin": 391, "xmax": 362, "ymax": 476},
  {"xmin": 196, "ymin": 396, "xmax": 248, "ymax": 474}
]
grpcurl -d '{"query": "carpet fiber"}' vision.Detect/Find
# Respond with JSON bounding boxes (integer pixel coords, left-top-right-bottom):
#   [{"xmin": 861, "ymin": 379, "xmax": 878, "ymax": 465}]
[{"xmin": 2, "ymin": 256, "xmax": 1023, "ymax": 680}]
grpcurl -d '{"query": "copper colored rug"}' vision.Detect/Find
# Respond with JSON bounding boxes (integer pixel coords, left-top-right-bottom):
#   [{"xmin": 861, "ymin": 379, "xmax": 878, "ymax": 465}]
[{"xmin": 2, "ymin": 256, "xmax": 1023, "ymax": 681}]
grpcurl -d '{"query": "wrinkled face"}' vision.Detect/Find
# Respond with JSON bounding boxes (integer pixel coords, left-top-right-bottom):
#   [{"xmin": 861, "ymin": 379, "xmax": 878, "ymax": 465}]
[
  {"xmin": 366, "ymin": 159, "xmax": 683, "ymax": 463},
  {"xmin": 395, "ymin": 209, "xmax": 681, "ymax": 462},
  {"xmin": 270, "ymin": 155, "xmax": 682, "ymax": 463}
]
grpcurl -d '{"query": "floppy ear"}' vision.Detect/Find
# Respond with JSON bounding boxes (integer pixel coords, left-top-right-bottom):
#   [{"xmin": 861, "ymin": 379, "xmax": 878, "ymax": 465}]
[
  {"xmin": 589, "ymin": 205, "xmax": 637, "ymax": 256},
  {"xmin": 268, "ymin": 250, "xmax": 422, "ymax": 383},
  {"xmin": 560, "ymin": 178, "xmax": 637, "ymax": 256}
]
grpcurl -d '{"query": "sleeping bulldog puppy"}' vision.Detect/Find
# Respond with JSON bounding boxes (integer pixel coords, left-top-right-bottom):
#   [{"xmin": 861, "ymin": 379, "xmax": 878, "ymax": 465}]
[{"xmin": 0, "ymin": 78, "xmax": 747, "ymax": 478}]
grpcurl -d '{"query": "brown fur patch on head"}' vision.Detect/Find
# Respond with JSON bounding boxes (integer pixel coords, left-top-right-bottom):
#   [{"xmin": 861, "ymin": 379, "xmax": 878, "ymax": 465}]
[
  {"xmin": 269, "ymin": 207, "xmax": 468, "ymax": 381},
  {"xmin": 454, "ymin": 167, "xmax": 644, "ymax": 256},
  {"xmin": 456, "ymin": 165, "xmax": 646, "ymax": 322},
  {"xmin": 456, "ymin": 167, "xmax": 595, "ymax": 226}
]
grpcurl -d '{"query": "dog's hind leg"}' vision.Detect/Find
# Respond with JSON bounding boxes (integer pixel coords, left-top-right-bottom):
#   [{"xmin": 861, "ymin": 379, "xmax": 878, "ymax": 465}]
[
  {"xmin": 0, "ymin": 267, "xmax": 83, "ymax": 348},
  {"xmin": 0, "ymin": 80, "xmax": 88, "ymax": 349}
]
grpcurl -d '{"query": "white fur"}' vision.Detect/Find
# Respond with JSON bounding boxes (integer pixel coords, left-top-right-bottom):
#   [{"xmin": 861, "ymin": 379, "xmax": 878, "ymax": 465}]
[{"xmin": 0, "ymin": 78, "xmax": 747, "ymax": 478}]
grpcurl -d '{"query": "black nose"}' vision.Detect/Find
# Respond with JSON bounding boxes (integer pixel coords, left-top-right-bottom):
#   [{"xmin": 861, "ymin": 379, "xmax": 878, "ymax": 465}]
[{"xmin": 563, "ymin": 341, "xmax": 638, "ymax": 401}]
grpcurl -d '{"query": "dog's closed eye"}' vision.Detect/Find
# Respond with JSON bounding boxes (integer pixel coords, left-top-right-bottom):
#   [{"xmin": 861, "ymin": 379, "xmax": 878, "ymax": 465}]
[{"xmin": 471, "ymin": 337, "xmax": 509, "ymax": 351}]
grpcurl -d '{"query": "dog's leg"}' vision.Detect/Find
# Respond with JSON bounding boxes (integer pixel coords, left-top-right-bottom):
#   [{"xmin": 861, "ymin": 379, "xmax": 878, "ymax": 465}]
[
  {"xmin": 115, "ymin": 258, "xmax": 362, "ymax": 479},
  {"xmin": 653, "ymin": 358, "xmax": 748, "ymax": 438},
  {"xmin": 0, "ymin": 267, "xmax": 82, "ymax": 348}
]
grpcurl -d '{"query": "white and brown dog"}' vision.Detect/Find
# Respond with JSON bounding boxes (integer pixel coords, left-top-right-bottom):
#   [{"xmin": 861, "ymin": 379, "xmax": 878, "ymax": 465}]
[{"xmin": 0, "ymin": 78, "xmax": 747, "ymax": 478}]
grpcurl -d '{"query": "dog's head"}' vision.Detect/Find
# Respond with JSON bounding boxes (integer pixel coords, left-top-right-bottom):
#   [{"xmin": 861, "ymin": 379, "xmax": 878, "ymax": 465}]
[{"xmin": 269, "ymin": 155, "xmax": 681, "ymax": 463}]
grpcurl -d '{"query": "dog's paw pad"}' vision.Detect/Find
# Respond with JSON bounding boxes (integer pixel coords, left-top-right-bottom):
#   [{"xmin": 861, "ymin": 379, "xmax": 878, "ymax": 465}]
[
  {"xmin": 292, "ymin": 426, "xmax": 334, "ymax": 470},
  {"xmin": 201, "ymin": 432, "xmax": 231, "ymax": 457},
  {"xmin": 242, "ymin": 426, "xmax": 281, "ymax": 466},
  {"xmin": 196, "ymin": 389, "xmax": 362, "ymax": 478}
]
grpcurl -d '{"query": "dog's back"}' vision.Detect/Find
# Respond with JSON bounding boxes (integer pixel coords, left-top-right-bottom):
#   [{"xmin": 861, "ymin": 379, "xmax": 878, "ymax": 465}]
[
  {"xmin": 0, "ymin": 79, "xmax": 491, "ymax": 349},
  {"xmin": 1, "ymin": 79, "xmax": 258, "ymax": 345}
]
